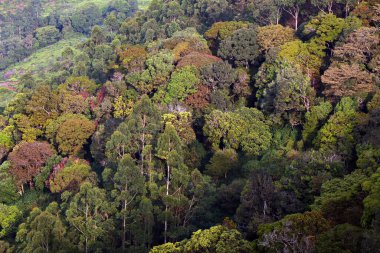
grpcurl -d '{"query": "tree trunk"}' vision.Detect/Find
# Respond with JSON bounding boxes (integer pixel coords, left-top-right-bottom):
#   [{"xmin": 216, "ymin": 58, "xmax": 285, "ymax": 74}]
[
  {"xmin": 164, "ymin": 164, "xmax": 170, "ymax": 243},
  {"xmin": 122, "ymin": 201, "xmax": 127, "ymax": 250}
]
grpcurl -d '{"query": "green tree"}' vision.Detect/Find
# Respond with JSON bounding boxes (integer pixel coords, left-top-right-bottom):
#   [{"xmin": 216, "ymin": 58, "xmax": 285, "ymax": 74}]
[
  {"xmin": 127, "ymin": 51, "xmax": 174, "ymax": 94},
  {"xmin": 272, "ymin": 63, "xmax": 315, "ymax": 126},
  {"xmin": 65, "ymin": 182, "xmax": 113, "ymax": 253},
  {"xmin": 259, "ymin": 211, "xmax": 330, "ymax": 253},
  {"xmin": 48, "ymin": 159, "xmax": 93, "ymax": 193},
  {"xmin": 35, "ymin": 26, "xmax": 61, "ymax": 47},
  {"xmin": 16, "ymin": 202, "xmax": 68, "ymax": 252},
  {"xmin": 164, "ymin": 66, "xmax": 199, "ymax": 103},
  {"xmin": 106, "ymin": 95, "xmax": 161, "ymax": 174},
  {"xmin": 150, "ymin": 225, "xmax": 253, "ymax": 253},
  {"xmin": 106, "ymin": 154, "xmax": 145, "ymax": 250},
  {"xmin": 314, "ymin": 97, "xmax": 357, "ymax": 158},
  {"xmin": 0, "ymin": 162, "xmax": 19, "ymax": 204},
  {"xmin": 156, "ymin": 123, "xmax": 187, "ymax": 243},
  {"xmin": 218, "ymin": 28, "xmax": 260, "ymax": 67},
  {"xmin": 278, "ymin": 0, "xmax": 306, "ymax": 29},
  {"xmin": 302, "ymin": 101, "xmax": 333, "ymax": 146},
  {"xmin": 204, "ymin": 108, "xmax": 272, "ymax": 156},
  {"xmin": 0, "ymin": 204, "xmax": 21, "ymax": 239},
  {"xmin": 70, "ymin": 3, "xmax": 102, "ymax": 34},
  {"xmin": 46, "ymin": 114, "xmax": 96, "ymax": 155},
  {"xmin": 362, "ymin": 167, "xmax": 380, "ymax": 227},
  {"xmin": 205, "ymin": 149, "xmax": 238, "ymax": 179}
]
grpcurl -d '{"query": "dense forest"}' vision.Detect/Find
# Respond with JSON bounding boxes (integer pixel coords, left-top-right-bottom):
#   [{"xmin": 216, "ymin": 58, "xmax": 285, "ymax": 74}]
[{"xmin": 0, "ymin": 0, "xmax": 380, "ymax": 252}]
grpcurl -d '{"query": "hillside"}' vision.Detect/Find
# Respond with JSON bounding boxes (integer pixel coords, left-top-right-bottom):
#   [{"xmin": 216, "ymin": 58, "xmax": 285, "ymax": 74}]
[{"xmin": 0, "ymin": 0, "xmax": 379, "ymax": 253}]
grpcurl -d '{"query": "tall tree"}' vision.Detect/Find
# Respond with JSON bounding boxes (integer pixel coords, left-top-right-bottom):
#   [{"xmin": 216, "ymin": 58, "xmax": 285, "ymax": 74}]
[
  {"xmin": 16, "ymin": 202, "xmax": 68, "ymax": 252},
  {"xmin": 278, "ymin": 0, "xmax": 306, "ymax": 30},
  {"xmin": 107, "ymin": 95, "xmax": 161, "ymax": 174},
  {"xmin": 106, "ymin": 154, "xmax": 145, "ymax": 250},
  {"xmin": 156, "ymin": 123, "xmax": 186, "ymax": 243},
  {"xmin": 65, "ymin": 182, "xmax": 113, "ymax": 253}
]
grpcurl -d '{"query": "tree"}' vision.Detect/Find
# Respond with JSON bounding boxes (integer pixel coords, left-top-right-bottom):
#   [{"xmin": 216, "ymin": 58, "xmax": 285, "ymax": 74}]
[
  {"xmin": 278, "ymin": 0, "xmax": 306, "ymax": 30},
  {"xmin": 303, "ymin": 13, "xmax": 345, "ymax": 58},
  {"xmin": 105, "ymin": 154, "xmax": 145, "ymax": 250},
  {"xmin": 60, "ymin": 76, "xmax": 97, "ymax": 95},
  {"xmin": 25, "ymin": 85, "xmax": 59, "ymax": 128},
  {"xmin": 106, "ymin": 95, "xmax": 161, "ymax": 174},
  {"xmin": 362, "ymin": 167, "xmax": 380, "ymax": 227},
  {"xmin": 162, "ymin": 111, "xmax": 196, "ymax": 145},
  {"xmin": 156, "ymin": 123, "xmax": 186, "ymax": 243},
  {"xmin": 46, "ymin": 114, "xmax": 96, "ymax": 155},
  {"xmin": 117, "ymin": 45, "xmax": 147, "ymax": 74},
  {"xmin": 35, "ymin": 26, "xmax": 61, "ymax": 47},
  {"xmin": 236, "ymin": 169, "xmax": 278, "ymax": 237},
  {"xmin": 0, "ymin": 204, "xmax": 21, "ymax": 239},
  {"xmin": 48, "ymin": 159, "xmax": 93, "ymax": 193},
  {"xmin": 257, "ymin": 25, "xmax": 295, "ymax": 52},
  {"xmin": 302, "ymin": 102, "xmax": 333, "ymax": 146},
  {"xmin": 337, "ymin": 0, "xmax": 358, "ymax": 17},
  {"xmin": 200, "ymin": 61, "xmax": 237, "ymax": 91},
  {"xmin": 277, "ymin": 40, "xmax": 321, "ymax": 76},
  {"xmin": 272, "ymin": 63, "xmax": 316, "ymax": 126},
  {"xmin": 0, "ymin": 162, "xmax": 19, "ymax": 204},
  {"xmin": 16, "ymin": 202, "xmax": 68, "ymax": 252},
  {"xmin": 205, "ymin": 149, "xmax": 238, "ymax": 179},
  {"xmin": 315, "ymin": 224, "xmax": 365, "ymax": 253},
  {"xmin": 218, "ymin": 28, "xmax": 260, "ymax": 67},
  {"xmin": 315, "ymin": 97, "xmax": 357, "ymax": 159},
  {"xmin": 311, "ymin": 0, "xmax": 335, "ymax": 13},
  {"xmin": 312, "ymin": 169, "xmax": 367, "ymax": 224},
  {"xmin": 248, "ymin": 0, "xmax": 282, "ymax": 26},
  {"xmin": 321, "ymin": 63, "xmax": 376, "ymax": 98},
  {"xmin": 150, "ymin": 225, "xmax": 253, "ymax": 253},
  {"xmin": 164, "ymin": 66, "xmax": 199, "ymax": 103},
  {"xmin": 127, "ymin": 51, "xmax": 174, "ymax": 94},
  {"xmin": 259, "ymin": 211, "xmax": 330, "ymax": 253},
  {"xmin": 9, "ymin": 141, "xmax": 54, "ymax": 193},
  {"xmin": 333, "ymin": 27, "xmax": 379, "ymax": 64},
  {"xmin": 204, "ymin": 108, "xmax": 272, "ymax": 156},
  {"xmin": 70, "ymin": 3, "xmax": 102, "ymax": 34},
  {"xmin": 65, "ymin": 182, "xmax": 113, "ymax": 253},
  {"xmin": 204, "ymin": 21, "xmax": 249, "ymax": 51}
]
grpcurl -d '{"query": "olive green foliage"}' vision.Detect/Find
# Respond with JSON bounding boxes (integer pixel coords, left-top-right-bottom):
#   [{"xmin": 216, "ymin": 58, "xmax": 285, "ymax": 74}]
[
  {"xmin": 302, "ymin": 101, "xmax": 333, "ymax": 145},
  {"xmin": 0, "ymin": 162, "xmax": 19, "ymax": 204},
  {"xmin": 204, "ymin": 107, "xmax": 272, "ymax": 156},
  {"xmin": 35, "ymin": 26, "xmax": 61, "ymax": 48},
  {"xmin": 205, "ymin": 148, "xmax": 238, "ymax": 178},
  {"xmin": 218, "ymin": 28, "xmax": 260, "ymax": 66},
  {"xmin": 315, "ymin": 97, "xmax": 357, "ymax": 157},
  {"xmin": 0, "ymin": 0, "xmax": 379, "ymax": 252},
  {"xmin": 362, "ymin": 168, "xmax": 380, "ymax": 227},
  {"xmin": 0, "ymin": 204, "xmax": 21, "ymax": 238},
  {"xmin": 16, "ymin": 202, "xmax": 68, "ymax": 252},
  {"xmin": 164, "ymin": 66, "xmax": 199, "ymax": 103},
  {"xmin": 49, "ymin": 159, "xmax": 92, "ymax": 193},
  {"xmin": 150, "ymin": 225, "xmax": 253, "ymax": 253},
  {"xmin": 46, "ymin": 114, "xmax": 96, "ymax": 155}
]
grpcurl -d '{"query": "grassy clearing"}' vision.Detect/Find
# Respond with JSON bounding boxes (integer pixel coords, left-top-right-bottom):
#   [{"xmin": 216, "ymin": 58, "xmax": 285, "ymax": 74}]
[
  {"xmin": 41, "ymin": 0, "xmax": 114, "ymax": 17},
  {"xmin": 0, "ymin": 33, "xmax": 86, "ymax": 81},
  {"xmin": 0, "ymin": 87, "xmax": 16, "ymax": 108}
]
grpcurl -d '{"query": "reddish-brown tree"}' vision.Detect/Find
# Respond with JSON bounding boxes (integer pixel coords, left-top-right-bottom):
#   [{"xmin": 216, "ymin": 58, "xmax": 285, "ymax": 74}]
[{"xmin": 9, "ymin": 141, "xmax": 54, "ymax": 193}]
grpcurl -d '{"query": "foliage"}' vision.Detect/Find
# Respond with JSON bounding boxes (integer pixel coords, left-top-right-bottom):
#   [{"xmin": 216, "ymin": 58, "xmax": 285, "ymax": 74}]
[
  {"xmin": 204, "ymin": 107, "xmax": 272, "ymax": 156},
  {"xmin": 0, "ymin": 0, "xmax": 378, "ymax": 251},
  {"xmin": 150, "ymin": 225, "xmax": 253, "ymax": 253}
]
